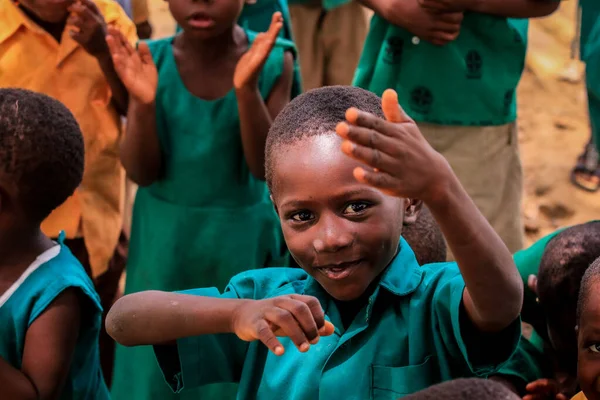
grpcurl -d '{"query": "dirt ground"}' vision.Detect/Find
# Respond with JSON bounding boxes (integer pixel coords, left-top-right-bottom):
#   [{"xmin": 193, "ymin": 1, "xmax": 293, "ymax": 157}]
[{"xmin": 145, "ymin": 2, "xmax": 600, "ymax": 247}]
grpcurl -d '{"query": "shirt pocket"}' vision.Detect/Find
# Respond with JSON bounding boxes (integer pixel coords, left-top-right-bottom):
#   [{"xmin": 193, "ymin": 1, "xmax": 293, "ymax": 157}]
[{"xmin": 371, "ymin": 355, "xmax": 435, "ymax": 399}]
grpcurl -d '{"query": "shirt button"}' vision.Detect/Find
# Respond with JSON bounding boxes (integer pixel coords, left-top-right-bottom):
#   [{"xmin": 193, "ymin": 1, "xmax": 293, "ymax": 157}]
[{"xmin": 412, "ymin": 36, "xmax": 420, "ymax": 45}]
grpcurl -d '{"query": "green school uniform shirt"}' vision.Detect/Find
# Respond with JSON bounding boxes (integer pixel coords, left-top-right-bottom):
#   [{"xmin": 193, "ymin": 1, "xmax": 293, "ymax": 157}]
[
  {"xmin": 0, "ymin": 233, "xmax": 109, "ymax": 400},
  {"xmin": 155, "ymin": 239, "xmax": 521, "ymax": 399},
  {"xmin": 110, "ymin": 32, "xmax": 293, "ymax": 400},
  {"xmin": 580, "ymin": 0, "xmax": 600, "ymax": 150},
  {"xmin": 353, "ymin": 13, "xmax": 529, "ymax": 126}
]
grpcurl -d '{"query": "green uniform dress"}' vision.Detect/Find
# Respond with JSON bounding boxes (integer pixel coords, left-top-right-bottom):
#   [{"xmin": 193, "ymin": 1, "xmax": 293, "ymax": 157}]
[
  {"xmin": 154, "ymin": 238, "xmax": 521, "ymax": 399},
  {"xmin": 580, "ymin": 0, "xmax": 600, "ymax": 151},
  {"xmin": 0, "ymin": 233, "xmax": 109, "ymax": 399},
  {"xmin": 110, "ymin": 32, "xmax": 292, "ymax": 400},
  {"xmin": 353, "ymin": 13, "xmax": 528, "ymax": 126}
]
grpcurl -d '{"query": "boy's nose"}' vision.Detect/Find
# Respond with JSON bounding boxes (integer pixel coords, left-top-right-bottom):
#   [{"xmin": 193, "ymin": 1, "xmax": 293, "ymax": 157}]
[{"xmin": 313, "ymin": 217, "xmax": 354, "ymax": 253}]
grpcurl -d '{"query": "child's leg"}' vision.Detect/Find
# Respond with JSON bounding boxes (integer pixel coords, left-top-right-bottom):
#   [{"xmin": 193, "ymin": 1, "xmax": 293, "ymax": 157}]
[
  {"xmin": 289, "ymin": 3, "xmax": 326, "ymax": 90},
  {"xmin": 418, "ymin": 123, "xmax": 524, "ymax": 254},
  {"xmin": 322, "ymin": 1, "xmax": 371, "ymax": 86}
]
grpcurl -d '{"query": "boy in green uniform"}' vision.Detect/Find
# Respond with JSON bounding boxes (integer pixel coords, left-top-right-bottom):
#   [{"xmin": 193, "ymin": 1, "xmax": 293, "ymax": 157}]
[
  {"xmin": 494, "ymin": 221, "xmax": 600, "ymax": 398},
  {"xmin": 107, "ymin": 86, "xmax": 523, "ymax": 398},
  {"xmin": 288, "ymin": 0, "xmax": 371, "ymax": 90},
  {"xmin": 354, "ymin": 0, "xmax": 560, "ymax": 253}
]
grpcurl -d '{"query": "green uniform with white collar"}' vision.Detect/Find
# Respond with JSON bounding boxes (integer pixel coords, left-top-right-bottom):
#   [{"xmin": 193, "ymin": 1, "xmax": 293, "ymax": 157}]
[{"xmin": 154, "ymin": 239, "xmax": 521, "ymax": 399}]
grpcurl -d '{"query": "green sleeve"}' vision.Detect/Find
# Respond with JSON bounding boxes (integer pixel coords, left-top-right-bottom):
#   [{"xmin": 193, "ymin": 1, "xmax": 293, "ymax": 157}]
[
  {"xmin": 432, "ymin": 271, "xmax": 521, "ymax": 376},
  {"xmin": 495, "ymin": 337, "xmax": 552, "ymax": 394}
]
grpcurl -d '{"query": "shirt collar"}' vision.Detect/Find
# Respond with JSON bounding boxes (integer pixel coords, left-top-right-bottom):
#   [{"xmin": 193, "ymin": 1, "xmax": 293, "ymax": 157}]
[{"xmin": 302, "ymin": 237, "xmax": 424, "ymax": 301}]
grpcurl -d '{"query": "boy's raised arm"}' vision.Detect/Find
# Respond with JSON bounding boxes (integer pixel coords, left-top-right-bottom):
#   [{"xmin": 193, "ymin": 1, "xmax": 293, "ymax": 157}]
[
  {"xmin": 336, "ymin": 90, "xmax": 523, "ymax": 333},
  {"xmin": 419, "ymin": 0, "xmax": 560, "ymax": 18}
]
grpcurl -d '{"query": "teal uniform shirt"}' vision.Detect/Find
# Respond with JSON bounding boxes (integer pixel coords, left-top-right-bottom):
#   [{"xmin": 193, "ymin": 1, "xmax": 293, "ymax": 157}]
[
  {"xmin": 155, "ymin": 239, "xmax": 521, "ymax": 399},
  {"xmin": 353, "ymin": 13, "xmax": 528, "ymax": 126},
  {"xmin": 580, "ymin": 0, "xmax": 600, "ymax": 150},
  {"xmin": 0, "ymin": 233, "xmax": 109, "ymax": 400}
]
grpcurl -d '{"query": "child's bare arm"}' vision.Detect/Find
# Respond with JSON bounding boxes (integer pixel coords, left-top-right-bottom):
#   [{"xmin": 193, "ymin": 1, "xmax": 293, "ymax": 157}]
[
  {"xmin": 107, "ymin": 290, "xmax": 334, "ymax": 355},
  {"xmin": 235, "ymin": 13, "xmax": 292, "ymax": 180},
  {"xmin": 419, "ymin": 0, "xmax": 560, "ymax": 18},
  {"xmin": 0, "ymin": 289, "xmax": 81, "ymax": 400},
  {"xmin": 67, "ymin": 0, "xmax": 130, "ymax": 114},
  {"xmin": 336, "ymin": 90, "xmax": 523, "ymax": 332},
  {"xmin": 106, "ymin": 27, "xmax": 162, "ymax": 186}
]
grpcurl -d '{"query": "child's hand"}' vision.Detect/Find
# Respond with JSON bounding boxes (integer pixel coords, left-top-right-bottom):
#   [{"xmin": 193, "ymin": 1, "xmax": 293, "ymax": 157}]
[
  {"xmin": 524, "ymin": 379, "xmax": 569, "ymax": 400},
  {"xmin": 67, "ymin": 0, "xmax": 109, "ymax": 57},
  {"xmin": 418, "ymin": 0, "xmax": 475, "ymax": 13},
  {"xmin": 106, "ymin": 27, "xmax": 157, "ymax": 104},
  {"xmin": 382, "ymin": 0, "xmax": 463, "ymax": 46},
  {"xmin": 231, "ymin": 295, "xmax": 335, "ymax": 356},
  {"xmin": 233, "ymin": 12, "xmax": 283, "ymax": 90},
  {"xmin": 336, "ymin": 89, "xmax": 450, "ymax": 203}
]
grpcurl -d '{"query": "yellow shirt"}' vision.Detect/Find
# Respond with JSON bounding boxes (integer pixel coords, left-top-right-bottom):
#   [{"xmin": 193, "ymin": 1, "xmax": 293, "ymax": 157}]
[
  {"xmin": 0, "ymin": 0, "xmax": 137, "ymax": 277},
  {"xmin": 572, "ymin": 392, "xmax": 588, "ymax": 400}
]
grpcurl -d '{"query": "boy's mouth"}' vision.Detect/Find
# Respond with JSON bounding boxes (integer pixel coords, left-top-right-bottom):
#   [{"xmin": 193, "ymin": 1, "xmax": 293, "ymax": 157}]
[
  {"xmin": 315, "ymin": 259, "xmax": 364, "ymax": 281},
  {"xmin": 187, "ymin": 12, "xmax": 216, "ymax": 29}
]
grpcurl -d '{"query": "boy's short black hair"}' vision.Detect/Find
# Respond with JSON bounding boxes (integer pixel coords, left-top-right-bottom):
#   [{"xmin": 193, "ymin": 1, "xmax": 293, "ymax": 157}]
[
  {"xmin": 403, "ymin": 206, "xmax": 447, "ymax": 265},
  {"xmin": 265, "ymin": 86, "xmax": 384, "ymax": 189},
  {"xmin": 403, "ymin": 378, "xmax": 519, "ymax": 400},
  {"xmin": 0, "ymin": 88, "xmax": 84, "ymax": 222},
  {"xmin": 537, "ymin": 222, "xmax": 600, "ymax": 324},
  {"xmin": 576, "ymin": 256, "xmax": 600, "ymax": 324}
]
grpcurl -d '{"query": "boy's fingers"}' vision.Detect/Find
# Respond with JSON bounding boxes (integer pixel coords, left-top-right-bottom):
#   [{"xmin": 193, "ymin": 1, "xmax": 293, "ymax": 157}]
[
  {"xmin": 288, "ymin": 295, "xmax": 325, "ymax": 329},
  {"xmin": 276, "ymin": 298, "xmax": 319, "ymax": 342},
  {"xmin": 267, "ymin": 12, "xmax": 283, "ymax": 39},
  {"xmin": 345, "ymin": 108, "xmax": 398, "ymax": 138},
  {"xmin": 353, "ymin": 167, "xmax": 401, "ymax": 195},
  {"xmin": 341, "ymin": 140, "xmax": 398, "ymax": 173},
  {"xmin": 265, "ymin": 309, "xmax": 310, "ymax": 352},
  {"xmin": 318, "ymin": 320, "xmax": 335, "ymax": 336},
  {"xmin": 381, "ymin": 89, "xmax": 411, "ymax": 123},
  {"xmin": 138, "ymin": 42, "xmax": 154, "ymax": 65},
  {"xmin": 81, "ymin": 0, "xmax": 101, "ymax": 14},
  {"xmin": 255, "ymin": 320, "xmax": 284, "ymax": 356},
  {"xmin": 337, "ymin": 123, "xmax": 399, "ymax": 158}
]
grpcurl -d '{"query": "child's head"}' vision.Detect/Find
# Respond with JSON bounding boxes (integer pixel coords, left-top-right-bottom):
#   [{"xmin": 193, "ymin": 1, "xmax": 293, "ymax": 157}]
[
  {"xmin": 536, "ymin": 222, "xmax": 600, "ymax": 371},
  {"xmin": 576, "ymin": 256, "xmax": 600, "ymax": 400},
  {"xmin": 402, "ymin": 378, "xmax": 520, "ymax": 400},
  {"xmin": 266, "ymin": 86, "xmax": 421, "ymax": 302},
  {"xmin": 0, "ymin": 88, "xmax": 84, "ymax": 232},
  {"xmin": 402, "ymin": 205, "xmax": 446, "ymax": 265},
  {"xmin": 170, "ymin": 0, "xmax": 246, "ymax": 38},
  {"xmin": 17, "ymin": 0, "xmax": 72, "ymax": 24}
]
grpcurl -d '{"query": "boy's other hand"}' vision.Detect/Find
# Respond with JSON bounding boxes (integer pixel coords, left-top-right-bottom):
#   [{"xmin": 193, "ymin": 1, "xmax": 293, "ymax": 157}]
[
  {"xmin": 524, "ymin": 379, "xmax": 569, "ymax": 400},
  {"xmin": 67, "ymin": 0, "xmax": 109, "ymax": 57},
  {"xmin": 336, "ymin": 89, "xmax": 451, "ymax": 204},
  {"xmin": 381, "ymin": 0, "xmax": 463, "ymax": 46},
  {"xmin": 231, "ymin": 295, "xmax": 335, "ymax": 356},
  {"xmin": 106, "ymin": 27, "xmax": 157, "ymax": 104},
  {"xmin": 418, "ymin": 0, "xmax": 475, "ymax": 13},
  {"xmin": 234, "ymin": 12, "xmax": 283, "ymax": 90}
]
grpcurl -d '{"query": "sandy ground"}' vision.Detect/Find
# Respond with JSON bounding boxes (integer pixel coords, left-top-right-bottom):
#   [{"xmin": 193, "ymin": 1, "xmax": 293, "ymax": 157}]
[{"xmin": 144, "ymin": 2, "xmax": 600, "ymax": 247}]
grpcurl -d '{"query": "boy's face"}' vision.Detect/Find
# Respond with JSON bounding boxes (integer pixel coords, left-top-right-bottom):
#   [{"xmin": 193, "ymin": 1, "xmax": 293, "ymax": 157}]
[
  {"xmin": 270, "ymin": 134, "xmax": 420, "ymax": 301},
  {"xmin": 578, "ymin": 280, "xmax": 600, "ymax": 400},
  {"xmin": 169, "ymin": 0, "xmax": 245, "ymax": 39},
  {"xmin": 18, "ymin": 0, "xmax": 72, "ymax": 23}
]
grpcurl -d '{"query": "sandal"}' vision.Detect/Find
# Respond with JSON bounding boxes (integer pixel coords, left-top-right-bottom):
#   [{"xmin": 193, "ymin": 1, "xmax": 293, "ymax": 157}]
[{"xmin": 571, "ymin": 141, "xmax": 600, "ymax": 192}]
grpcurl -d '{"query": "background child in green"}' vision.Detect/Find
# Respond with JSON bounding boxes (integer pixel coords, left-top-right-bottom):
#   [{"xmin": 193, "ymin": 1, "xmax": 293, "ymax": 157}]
[
  {"xmin": 106, "ymin": 86, "xmax": 523, "ymax": 399},
  {"xmin": 106, "ymin": 1, "xmax": 294, "ymax": 399},
  {"xmin": 0, "ymin": 89, "xmax": 108, "ymax": 399},
  {"xmin": 574, "ymin": 257, "xmax": 600, "ymax": 400},
  {"xmin": 287, "ymin": 0, "xmax": 371, "ymax": 90},
  {"xmin": 354, "ymin": 0, "xmax": 560, "ymax": 254},
  {"xmin": 493, "ymin": 221, "xmax": 600, "ymax": 399}
]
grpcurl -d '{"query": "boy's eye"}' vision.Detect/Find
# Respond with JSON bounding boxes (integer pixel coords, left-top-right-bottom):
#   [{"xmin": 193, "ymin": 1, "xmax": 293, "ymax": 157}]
[
  {"xmin": 343, "ymin": 202, "xmax": 370, "ymax": 215},
  {"xmin": 587, "ymin": 344, "xmax": 600, "ymax": 353},
  {"xmin": 291, "ymin": 211, "xmax": 314, "ymax": 222}
]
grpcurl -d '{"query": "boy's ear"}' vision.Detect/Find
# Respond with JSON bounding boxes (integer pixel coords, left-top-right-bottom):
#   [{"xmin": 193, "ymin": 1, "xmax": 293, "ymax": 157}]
[{"xmin": 403, "ymin": 198, "xmax": 422, "ymax": 225}]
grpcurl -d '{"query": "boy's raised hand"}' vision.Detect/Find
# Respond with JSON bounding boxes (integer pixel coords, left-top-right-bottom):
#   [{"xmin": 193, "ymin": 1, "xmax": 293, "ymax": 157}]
[
  {"xmin": 231, "ymin": 295, "xmax": 335, "ymax": 356},
  {"xmin": 336, "ymin": 89, "xmax": 450, "ymax": 203},
  {"xmin": 106, "ymin": 27, "xmax": 157, "ymax": 104},
  {"xmin": 67, "ymin": 0, "xmax": 109, "ymax": 57},
  {"xmin": 234, "ymin": 12, "xmax": 283, "ymax": 90}
]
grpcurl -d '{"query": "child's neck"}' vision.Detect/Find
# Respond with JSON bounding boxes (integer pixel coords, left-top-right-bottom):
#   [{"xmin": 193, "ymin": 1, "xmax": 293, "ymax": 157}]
[
  {"xmin": 18, "ymin": 4, "xmax": 66, "ymax": 42},
  {"xmin": 177, "ymin": 25, "xmax": 245, "ymax": 61},
  {"xmin": 0, "ymin": 226, "xmax": 55, "ymax": 271}
]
